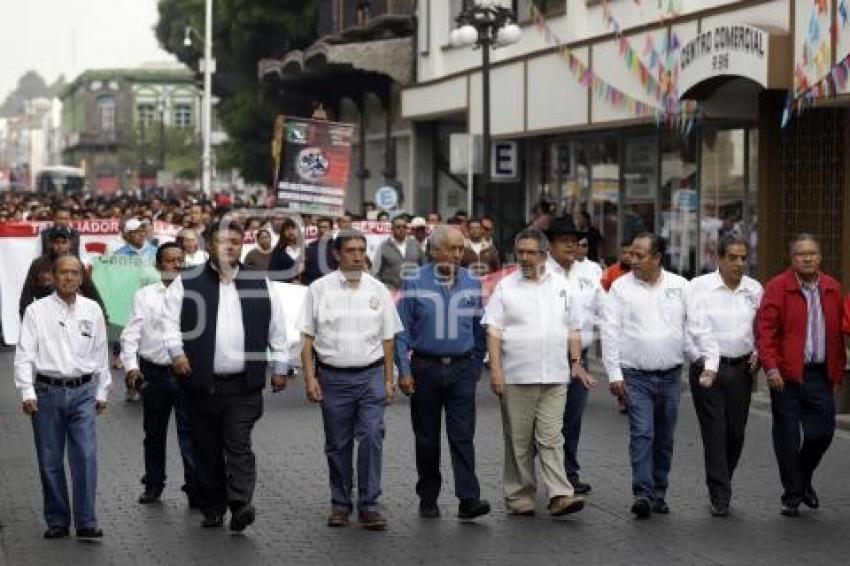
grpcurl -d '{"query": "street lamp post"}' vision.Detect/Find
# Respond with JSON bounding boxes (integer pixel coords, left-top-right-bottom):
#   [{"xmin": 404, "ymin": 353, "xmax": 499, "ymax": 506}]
[
  {"xmin": 450, "ymin": 0, "xmax": 520, "ymax": 216},
  {"xmin": 184, "ymin": 0, "xmax": 213, "ymax": 198}
]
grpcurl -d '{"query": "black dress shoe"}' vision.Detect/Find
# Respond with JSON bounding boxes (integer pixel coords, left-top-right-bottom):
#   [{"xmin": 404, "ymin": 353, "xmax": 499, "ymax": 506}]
[
  {"xmin": 780, "ymin": 503, "xmax": 800, "ymax": 517},
  {"xmin": 802, "ymin": 486, "xmax": 819, "ymax": 509},
  {"xmin": 651, "ymin": 499, "xmax": 670, "ymax": 514},
  {"xmin": 418, "ymin": 502, "xmax": 440, "ymax": 518},
  {"xmin": 631, "ymin": 497, "xmax": 651, "ymax": 519},
  {"xmin": 458, "ymin": 498, "xmax": 491, "ymax": 520},
  {"xmin": 138, "ymin": 487, "xmax": 162, "ymax": 504},
  {"xmin": 229, "ymin": 503, "xmax": 256, "ymax": 532},
  {"xmin": 76, "ymin": 527, "xmax": 103, "ymax": 539},
  {"xmin": 187, "ymin": 493, "xmax": 201, "ymax": 510},
  {"xmin": 44, "ymin": 526, "xmax": 70, "ymax": 539},
  {"xmin": 572, "ymin": 481, "xmax": 592, "ymax": 495},
  {"xmin": 710, "ymin": 502, "xmax": 729, "ymax": 517},
  {"xmin": 201, "ymin": 514, "xmax": 225, "ymax": 528}
]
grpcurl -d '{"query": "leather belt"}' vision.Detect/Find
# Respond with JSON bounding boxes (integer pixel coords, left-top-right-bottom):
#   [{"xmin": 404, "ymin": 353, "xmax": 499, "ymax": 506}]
[
  {"xmin": 36, "ymin": 374, "xmax": 93, "ymax": 388},
  {"xmin": 720, "ymin": 353, "xmax": 752, "ymax": 366},
  {"xmin": 316, "ymin": 358, "xmax": 384, "ymax": 373},
  {"xmin": 412, "ymin": 351, "xmax": 472, "ymax": 365}
]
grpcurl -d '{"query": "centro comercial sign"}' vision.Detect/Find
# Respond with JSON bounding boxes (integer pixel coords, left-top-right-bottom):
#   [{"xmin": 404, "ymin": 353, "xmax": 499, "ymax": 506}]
[{"xmin": 678, "ymin": 23, "xmax": 776, "ymax": 98}]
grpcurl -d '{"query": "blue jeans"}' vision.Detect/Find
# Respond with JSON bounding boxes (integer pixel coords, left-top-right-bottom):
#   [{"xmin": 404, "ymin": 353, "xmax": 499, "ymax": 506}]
[
  {"xmin": 410, "ymin": 356, "xmax": 480, "ymax": 504},
  {"xmin": 623, "ymin": 367, "xmax": 681, "ymax": 500},
  {"xmin": 31, "ymin": 380, "xmax": 98, "ymax": 529},
  {"xmin": 139, "ymin": 360, "xmax": 196, "ymax": 493},
  {"xmin": 563, "ymin": 349, "xmax": 590, "ymax": 483},
  {"xmin": 319, "ymin": 366, "xmax": 386, "ymax": 513}
]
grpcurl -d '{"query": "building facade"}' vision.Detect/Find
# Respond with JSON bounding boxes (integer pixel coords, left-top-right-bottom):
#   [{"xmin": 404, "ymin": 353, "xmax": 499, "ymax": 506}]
[
  {"xmin": 259, "ymin": 0, "xmax": 416, "ymax": 216},
  {"xmin": 402, "ymin": 0, "xmax": 850, "ymax": 283},
  {"xmin": 60, "ymin": 65, "xmax": 206, "ymax": 194}
]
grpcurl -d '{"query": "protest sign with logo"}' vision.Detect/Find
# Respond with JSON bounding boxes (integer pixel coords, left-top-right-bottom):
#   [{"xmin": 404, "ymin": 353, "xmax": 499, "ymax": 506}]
[{"xmin": 276, "ymin": 117, "xmax": 354, "ymax": 218}]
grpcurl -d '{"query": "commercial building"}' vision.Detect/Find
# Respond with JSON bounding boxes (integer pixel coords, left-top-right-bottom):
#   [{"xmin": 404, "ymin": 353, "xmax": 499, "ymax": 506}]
[
  {"xmin": 402, "ymin": 0, "xmax": 850, "ymax": 282},
  {"xmin": 60, "ymin": 64, "xmax": 213, "ymax": 194}
]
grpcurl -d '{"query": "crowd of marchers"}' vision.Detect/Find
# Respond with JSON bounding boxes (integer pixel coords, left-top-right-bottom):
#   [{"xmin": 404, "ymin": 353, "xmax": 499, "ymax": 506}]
[{"xmin": 8, "ymin": 200, "xmax": 846, "ymax": 539}]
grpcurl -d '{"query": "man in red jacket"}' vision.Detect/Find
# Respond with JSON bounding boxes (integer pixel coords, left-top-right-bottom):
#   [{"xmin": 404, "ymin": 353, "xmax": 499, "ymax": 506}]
[{"xmin": 756, "ymin": 233, "xmax": 845, "ymax": 517}]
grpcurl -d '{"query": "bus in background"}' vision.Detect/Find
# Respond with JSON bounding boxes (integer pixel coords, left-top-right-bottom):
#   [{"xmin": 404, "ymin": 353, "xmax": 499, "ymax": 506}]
[{"xmin": 35, "ymin": 166, "xmax": 86, "ymax": 196}]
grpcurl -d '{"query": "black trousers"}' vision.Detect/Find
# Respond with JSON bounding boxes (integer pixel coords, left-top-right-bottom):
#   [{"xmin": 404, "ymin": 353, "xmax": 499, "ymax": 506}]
[
  {"xmin": 770, "ymin": 365, "xmax": 835, "ymax": 505},
  {"xmin": 186, "ymin": 379, "xmax": 263, "ymax": 516},
  {"xmin": 139, "ymin": 359, "xmax": 196, "ymax": 494},
  {"xmin": 689, "ymin": 359, "xmax": 752, "ymax": 505},
  {"xmin": 563, "ymin": 349, "xmax": 590, "ymax": 483},
  {"xmin": 410, "ymin": 357, "xmax": 480, "ymax": 504}
]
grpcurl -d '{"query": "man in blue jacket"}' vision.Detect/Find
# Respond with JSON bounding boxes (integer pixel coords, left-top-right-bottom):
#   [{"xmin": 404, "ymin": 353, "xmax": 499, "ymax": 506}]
[{"xmin": 395, "ymin": 225, "xmax": 490, "ymax": 520}]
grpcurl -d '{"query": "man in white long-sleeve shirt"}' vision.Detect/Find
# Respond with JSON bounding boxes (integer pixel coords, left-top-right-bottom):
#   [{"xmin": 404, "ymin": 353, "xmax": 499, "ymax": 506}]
[
  {"xmin": 162, "ymin": 221, "xmax": 291, "ymax": 532},
  {"xmin": 14, "ymin": 254, "xmax": 111, "ymax": 540},
  {"xmin": 601, "ymin": 233, "xmax": 718, "ymax": 519},
  {"xmin": 121, "ymin": 242, "xmax": 197, "ymax": 508}
]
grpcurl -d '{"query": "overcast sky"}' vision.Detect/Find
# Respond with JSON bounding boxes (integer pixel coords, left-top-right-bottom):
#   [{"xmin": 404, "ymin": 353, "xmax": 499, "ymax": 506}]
[{"xmin": 0, "ymin": 0, "xmax": 176, "ymax": 99}]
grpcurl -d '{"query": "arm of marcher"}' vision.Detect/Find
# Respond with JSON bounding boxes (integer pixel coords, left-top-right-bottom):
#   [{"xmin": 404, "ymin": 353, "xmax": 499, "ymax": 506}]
[
  {"xmin": 119, "ymin": 291, "xmax": 146, "ymax": 373},
  {"xmin": 13, "ymin": 307, "xmax": 38, "ymax": 402},
  {"xmin": 266, "ymin": 278, "xmax": 289, "ymax": 375},
  {"xmin": 93, "ymin": 308, "xmax": 112, "ymax": 403}
]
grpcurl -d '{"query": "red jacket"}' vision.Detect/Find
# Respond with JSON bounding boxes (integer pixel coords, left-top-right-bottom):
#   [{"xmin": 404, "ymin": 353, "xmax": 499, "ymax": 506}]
[{"xmin": 756, "ymin": 269, "xmax": 845, "ymax": 386}]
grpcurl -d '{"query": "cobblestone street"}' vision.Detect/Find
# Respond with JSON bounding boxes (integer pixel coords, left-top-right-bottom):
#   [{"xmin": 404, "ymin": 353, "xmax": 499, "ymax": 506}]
[{"xmin": 1, "ymin": 347, "xmax": 849, "ymax": 565}]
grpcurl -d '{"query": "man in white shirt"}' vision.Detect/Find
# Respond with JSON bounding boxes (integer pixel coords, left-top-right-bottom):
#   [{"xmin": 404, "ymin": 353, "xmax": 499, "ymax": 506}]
[
  {"xmin": 576, "ymin": 236, "xmax": 603, "ymax": 281},
  {"xmin": 121, "ymin": 242, "xmax": 197, "ymax": 508},
  {"xmin": 163, "ymin": 221, "xmax": 291, "ymax": 532},
  {"xmin": 300, "ymin": 230, "xmax": 403, "ymax": 531},
  {"xmin": 602, "ymin": 233, "xmax": 718, "ymax": 519},
  {"xmin": 484, "ymin": 228, "xmax": 592, "ymax": 517},
  {"xmin": 15, "ymin": 254, "xmax": 111, "ymax": 540},
  {"xmin": 544, "ymin": 217, "xmax": 603, "ymax": 495},
  {"xmin": 686, "ymin": 235, "xmax": 763, "ymax": 517}
]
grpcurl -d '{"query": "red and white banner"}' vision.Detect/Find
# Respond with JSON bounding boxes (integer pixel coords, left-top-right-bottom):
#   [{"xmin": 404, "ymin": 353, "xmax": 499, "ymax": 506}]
[{"xmin": 0, "ymin": 220, "xmax": 180, "ymax": 345}]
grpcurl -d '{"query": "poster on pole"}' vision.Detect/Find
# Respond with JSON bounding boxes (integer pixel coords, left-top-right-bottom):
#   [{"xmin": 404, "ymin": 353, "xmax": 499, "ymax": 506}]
[{"xmin": 275, "ymin": 117, "xmax": 354, "ymax": 218}]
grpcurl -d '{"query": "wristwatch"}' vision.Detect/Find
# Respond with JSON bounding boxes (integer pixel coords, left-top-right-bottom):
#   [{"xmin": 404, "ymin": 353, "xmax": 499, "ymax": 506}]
[{"xmin": 570, "ymin": 358, "xmax": 582, "ymax": 365}]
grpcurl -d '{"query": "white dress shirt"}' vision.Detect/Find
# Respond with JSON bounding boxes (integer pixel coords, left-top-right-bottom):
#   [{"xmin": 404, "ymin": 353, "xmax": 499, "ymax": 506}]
[
  {"xmin": 685, "ymin": 271, "xmax": 763, "ymax": 360},
  {"xmin": 577, "ymin": 258, "xmax": 603, "ymax": 281},
  {"xmin": 183, "ymin": 250, "xmax": 208, "ymax": 266},
  {"xmin": 120, "ymin": 281, "xmax": 171, "ymax": 370},
  {"xmin": 299, "ymin": 270, "xmax": 403, "ymax": 368},
  {"xmin": 15, "ymin": 293, "xmax": 111, "ymax": 402},
  {"xmin": 482, "ymin": 268, "xmax": 583, "ymax": 385},
  {"xmin": 547, "ymin": 257, "xmax": 603, "ymax": 349},
  {"xmin": 162, "ymin": 268, "xmax": 290, "ymax": 375},
  {"xmin": 601, "ymin": 270, "xmax": 718, "ymax": 383}
]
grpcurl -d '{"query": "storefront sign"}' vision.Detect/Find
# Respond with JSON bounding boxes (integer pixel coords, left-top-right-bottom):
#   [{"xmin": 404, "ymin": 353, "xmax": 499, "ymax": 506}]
[
  {"xmin": 375, "ymin": 185, "xmax": 399, "ymax": 210},
  {"xmin": 491, "ymin": 141, "xmax": 518, "ymax": 182},
  {"xmin": 276, "ymin": 117, "xmax": 354, "ymax": 217},
  {"xmin": 678, "ymin": 24, "xmax": 769, "ymax": 98}
]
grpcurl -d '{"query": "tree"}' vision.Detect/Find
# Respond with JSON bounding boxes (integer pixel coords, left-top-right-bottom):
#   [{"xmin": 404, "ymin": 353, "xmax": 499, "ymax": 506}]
[{"xmin": 155, "ymin": 0, "xmax": 319, "ymax": 184}]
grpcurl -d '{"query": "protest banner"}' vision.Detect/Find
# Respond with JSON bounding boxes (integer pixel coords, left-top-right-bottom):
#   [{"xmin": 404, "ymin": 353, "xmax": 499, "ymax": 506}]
[{"xmin": 275, "ymin": 117, "xmax": 354, "ymax": 218}]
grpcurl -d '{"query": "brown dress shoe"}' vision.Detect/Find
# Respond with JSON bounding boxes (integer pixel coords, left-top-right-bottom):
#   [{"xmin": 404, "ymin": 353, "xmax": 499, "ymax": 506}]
[
  {"xmin": 358, "ymin": 510, "xmax": 387, "ymax": 531},
  {"xmin": 327, "ymin": 509, "xmax": 350, "ymax": 527},
  {"xmin": 548, "ymin": 495, "xmax": 585, "ymax": 516}
]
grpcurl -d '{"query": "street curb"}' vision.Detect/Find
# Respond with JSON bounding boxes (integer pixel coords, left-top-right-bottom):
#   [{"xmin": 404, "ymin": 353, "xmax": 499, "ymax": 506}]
[{"xmin": 750, "ymin": 392, "xmax": 850, "ymax": 431}]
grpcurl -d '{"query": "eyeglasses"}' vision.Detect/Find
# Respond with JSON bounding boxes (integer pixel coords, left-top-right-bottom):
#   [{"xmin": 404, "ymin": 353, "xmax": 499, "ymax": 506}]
[{"xmin": 578, "ymin": 243, "xmax": 588, "ymax": 248}]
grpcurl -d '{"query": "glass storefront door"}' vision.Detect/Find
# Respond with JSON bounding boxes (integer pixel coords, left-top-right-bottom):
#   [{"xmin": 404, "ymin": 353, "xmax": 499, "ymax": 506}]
[{"xmin": 699, "ymin": 127, "xmax": 757, "ymax": 274}]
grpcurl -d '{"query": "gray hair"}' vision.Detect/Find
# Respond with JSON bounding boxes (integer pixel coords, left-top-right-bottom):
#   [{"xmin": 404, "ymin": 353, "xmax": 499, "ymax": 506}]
[
  {"xmin": 429, "ymin": 224, "xmax": 461, "ymax": 252},
  {"xmin": 789, "ymin": 233, "xmax": 820, "ymax": 255},
  {"xmin": 514, "ymin": 228, "xmax": 550, "ymax": 253}
]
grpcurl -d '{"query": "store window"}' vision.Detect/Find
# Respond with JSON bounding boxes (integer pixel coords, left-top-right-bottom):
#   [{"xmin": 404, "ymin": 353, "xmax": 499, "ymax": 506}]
[
  {"xmin": 622, "ymin": 136, "xmax": 658, "ymax": 242},
  {"xmin": 699, "ymin": 128, "xmax": 753, "ymax": 274},
  {"xmin": 660, "ymin": 129, "xmax": 699, "ymax": 278},
  {"xmin": 588, "ymin": 138, "xmax": 620, "ymax": 264}
]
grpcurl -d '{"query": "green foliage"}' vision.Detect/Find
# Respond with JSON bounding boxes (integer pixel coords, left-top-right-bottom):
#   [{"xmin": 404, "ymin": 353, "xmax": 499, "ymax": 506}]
[
  {"xmin": 155, "ymin": 0, "xmax": 319, "ymax": 183},
  {"xmin": 119, "ymin": 123, "xmax": 202, "ymax": 180}
]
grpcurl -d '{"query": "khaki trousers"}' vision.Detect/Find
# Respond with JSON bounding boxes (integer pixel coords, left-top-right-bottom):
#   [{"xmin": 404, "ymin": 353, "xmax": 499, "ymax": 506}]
[{"xmin": 501, "ymin": 384, "xmax": 573, "ymax": 511}]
